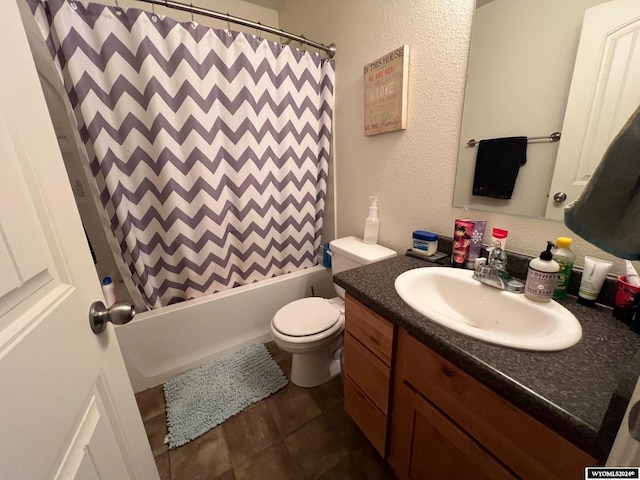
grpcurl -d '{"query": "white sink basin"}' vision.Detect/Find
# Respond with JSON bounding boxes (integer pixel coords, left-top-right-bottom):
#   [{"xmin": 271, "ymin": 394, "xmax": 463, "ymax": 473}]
[{"xmin": 394, "ymin": 267, "xmax": 582, "ymax": 351}]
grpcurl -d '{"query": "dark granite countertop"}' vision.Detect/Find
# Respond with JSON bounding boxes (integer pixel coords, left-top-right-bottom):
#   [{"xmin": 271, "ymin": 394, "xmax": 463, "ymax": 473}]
[{"xmin": 334, "ymin": 255, "xmax": 640, "ymax": 461}]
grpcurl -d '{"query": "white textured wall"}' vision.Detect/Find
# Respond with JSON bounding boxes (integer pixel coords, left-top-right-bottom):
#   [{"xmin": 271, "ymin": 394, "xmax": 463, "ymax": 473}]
[{"xmin": 279, "ymin": 0, "xmax": 634, "ymax": 275}]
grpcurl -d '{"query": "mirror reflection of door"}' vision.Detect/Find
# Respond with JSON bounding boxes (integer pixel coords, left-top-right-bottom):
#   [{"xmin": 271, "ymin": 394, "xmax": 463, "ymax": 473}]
[
  {"xmin": 545, "ymin": 0, "xmax": 640, "ymax": 220},
  {"xmin": 453, "ymin": 0, "xmax": 637, "ymax": 220}
]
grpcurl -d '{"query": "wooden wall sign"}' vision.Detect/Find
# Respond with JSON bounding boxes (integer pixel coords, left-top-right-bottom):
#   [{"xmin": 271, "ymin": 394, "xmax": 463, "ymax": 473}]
[{"xmin": 364, "ymin": 45, "xmax": 410, "ymax": 136}]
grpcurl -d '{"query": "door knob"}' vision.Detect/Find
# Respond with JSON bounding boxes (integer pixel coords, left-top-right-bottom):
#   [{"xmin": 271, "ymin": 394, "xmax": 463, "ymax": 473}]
[
  {"xmin": 553, "ymin": 192, "xmax": 567, "ymax": 203},
  {"xmin": 89, "ymin": 301, "xmax": 135, "ymax": 334}
]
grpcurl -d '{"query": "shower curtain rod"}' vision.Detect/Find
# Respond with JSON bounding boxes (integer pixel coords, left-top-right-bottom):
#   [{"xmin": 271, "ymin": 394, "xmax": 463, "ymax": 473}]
[{"xmin": 134, "ymin": 0, "xmax": 337, "ymax": 58}]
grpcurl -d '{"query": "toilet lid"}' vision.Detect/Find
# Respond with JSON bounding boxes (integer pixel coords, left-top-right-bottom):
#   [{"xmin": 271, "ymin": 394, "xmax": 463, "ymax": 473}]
[{"xmin": 273, "ymin": 297, "xmax": 340, "ymax": 337}]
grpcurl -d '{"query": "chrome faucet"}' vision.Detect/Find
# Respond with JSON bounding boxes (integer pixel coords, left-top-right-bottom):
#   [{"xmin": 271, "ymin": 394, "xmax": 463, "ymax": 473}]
[{"xmin": 472, "ymin": 244, "xmax": 525, "ymax": 293}]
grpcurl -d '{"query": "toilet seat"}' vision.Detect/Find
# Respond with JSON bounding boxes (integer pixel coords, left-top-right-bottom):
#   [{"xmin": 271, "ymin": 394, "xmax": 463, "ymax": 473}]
[{"xmin": 272, "ymin": 297, "xmax": 340, "ymax": 337}]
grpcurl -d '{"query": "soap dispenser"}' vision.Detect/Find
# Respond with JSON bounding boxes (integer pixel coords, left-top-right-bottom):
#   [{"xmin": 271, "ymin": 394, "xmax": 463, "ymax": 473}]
[
  {"xmin": 524, "ymin": 241, "xmax": 559, "ymax": 302},
  {"xmin": 363, "ymin": 196, "xmax": 379, "ymax": 244}
]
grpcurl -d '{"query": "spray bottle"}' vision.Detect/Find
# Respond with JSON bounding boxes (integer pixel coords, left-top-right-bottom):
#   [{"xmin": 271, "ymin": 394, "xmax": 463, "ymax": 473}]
[{"xmin": 363, "ymin": 196, "xmax": 379, "ymax": 244}]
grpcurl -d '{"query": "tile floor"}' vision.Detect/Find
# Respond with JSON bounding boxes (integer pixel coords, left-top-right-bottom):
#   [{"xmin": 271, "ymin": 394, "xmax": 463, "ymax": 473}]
[{"xmin": 135, "ymin": 341, "xmax": 397, "ymax": 480}]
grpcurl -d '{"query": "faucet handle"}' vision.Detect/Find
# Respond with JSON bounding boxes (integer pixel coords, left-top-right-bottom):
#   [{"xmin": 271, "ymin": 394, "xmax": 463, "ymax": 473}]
[
  {"xmin": 474, "ymin": 257, "xmax": 487, "ymax": 269},
  {"xmin": 506, "ymin": 278, "xmax": 525, "ymax": 293},
  {"xmin": 473, "ymin": 264, "xmax": 492, "ymax": 279}
]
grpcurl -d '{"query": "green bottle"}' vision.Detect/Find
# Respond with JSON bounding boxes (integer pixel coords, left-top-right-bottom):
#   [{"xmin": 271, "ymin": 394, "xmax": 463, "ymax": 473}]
[{"xmin": 552, "ymin": 237, "xmax": 575, "ymax": 299}]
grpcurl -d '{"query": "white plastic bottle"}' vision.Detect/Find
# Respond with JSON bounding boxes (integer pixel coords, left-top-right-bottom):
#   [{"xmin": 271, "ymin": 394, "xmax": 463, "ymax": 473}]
[
  {"xmin": 363, "ymin": 196, "xmax": 379, "ymax": 244},
  {"xmin": 525, "ymin": 241, "xmax": 559, "ymax": 302},
  {"xmin": 101, "ymin": 276, "xmax": 117, "ymax": 308}
]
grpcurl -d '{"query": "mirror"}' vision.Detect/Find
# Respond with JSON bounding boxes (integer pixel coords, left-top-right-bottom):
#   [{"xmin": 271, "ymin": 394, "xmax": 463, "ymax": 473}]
[{"xmin": 453, "ymin": 0, "xmax": 613, "ymax": 219}]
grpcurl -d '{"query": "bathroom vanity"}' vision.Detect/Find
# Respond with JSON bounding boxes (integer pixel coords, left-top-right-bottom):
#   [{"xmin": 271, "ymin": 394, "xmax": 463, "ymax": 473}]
[{"xmin": 336, "ymin": 255, "xmax": 640, "ymax": 479}]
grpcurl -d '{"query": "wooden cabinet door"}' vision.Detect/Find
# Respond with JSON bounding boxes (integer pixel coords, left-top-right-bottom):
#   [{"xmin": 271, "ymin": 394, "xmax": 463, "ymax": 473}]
[{"xmin": 389, "ymin": 382, "xmax": 516, "ymax": 480}]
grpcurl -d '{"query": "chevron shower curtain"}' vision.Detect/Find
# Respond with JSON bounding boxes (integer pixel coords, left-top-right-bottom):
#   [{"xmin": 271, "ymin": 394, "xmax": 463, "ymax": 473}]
[{"xmin": 29, "ymin": 0, "xmax": 334, "ymax": 308}]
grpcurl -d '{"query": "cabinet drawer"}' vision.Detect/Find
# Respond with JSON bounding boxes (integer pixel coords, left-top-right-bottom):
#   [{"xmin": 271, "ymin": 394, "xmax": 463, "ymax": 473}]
[
  {"xmin": 344, "ymin": 332, "xmax": 390, "ymax": 414},
  {"xmin": 395, "ymin": 329, "xmax": 596, "ymax": 479},
  {"xmin": 344, "ymin": 374, "xmax": 387, "ymax": 456},
  {"xmin": 345, "ymin": 294, "xmax": 394, "ymax": 366}
]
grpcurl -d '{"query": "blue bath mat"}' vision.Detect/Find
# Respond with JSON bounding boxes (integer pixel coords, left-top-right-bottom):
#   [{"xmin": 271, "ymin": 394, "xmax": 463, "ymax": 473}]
[{"xmin": 164, "ymin": 342, "xmax": 288, "ymax": 448}]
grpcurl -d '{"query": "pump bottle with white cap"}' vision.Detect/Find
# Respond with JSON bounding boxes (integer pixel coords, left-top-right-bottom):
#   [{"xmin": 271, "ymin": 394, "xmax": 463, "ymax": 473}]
[
  {"xmin": 524, "ymin": 241, "xmax": 559, "ymax": 302},
  {"xmin": 363, "ymin": 196, "xmax": 379, "ymax": 244}
]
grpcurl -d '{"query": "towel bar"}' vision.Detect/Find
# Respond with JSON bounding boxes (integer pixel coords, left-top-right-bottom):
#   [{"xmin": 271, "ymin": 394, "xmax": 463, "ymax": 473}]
[{"xmin": 467, "ymin": 131, "xmax": 561, "ymax": 148}]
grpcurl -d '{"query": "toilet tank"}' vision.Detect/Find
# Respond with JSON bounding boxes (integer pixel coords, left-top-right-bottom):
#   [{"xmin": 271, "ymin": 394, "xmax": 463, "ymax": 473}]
[{"xmin": 329, "ymin": 236, "xmax": 397, "ymax": 275}]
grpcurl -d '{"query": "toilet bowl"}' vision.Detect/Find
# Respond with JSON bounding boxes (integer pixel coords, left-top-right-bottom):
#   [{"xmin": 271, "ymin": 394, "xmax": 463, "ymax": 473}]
[
  {"xmin": 271, "ymin": 296, "xmax": 345, "ymax": 388},
  {"xmin": 269, "ymin": 236, "xmax": 396, "ymax": 388}
]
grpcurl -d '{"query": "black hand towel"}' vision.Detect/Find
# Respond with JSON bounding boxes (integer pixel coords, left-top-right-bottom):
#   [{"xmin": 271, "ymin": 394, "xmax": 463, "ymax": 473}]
[{"xmin": 472, "ymin": 136, "xmax": 528, "ymax": 199}]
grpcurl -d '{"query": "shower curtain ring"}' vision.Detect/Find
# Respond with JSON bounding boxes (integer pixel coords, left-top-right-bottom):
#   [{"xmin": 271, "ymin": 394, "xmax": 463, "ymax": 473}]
[
  {"xmin": 151, "ymin": 2, "xmax": 157, "ymax": 21},
  {"xmin": 256, "ymin": 22, "xmax": 262, "ymax": 41},
  {"xmin": 114, "ymin": 0, "xmax": 122, "ymax": 15},
  {"xmin": 190, "ymin": 3, "xmax": 196, "ymax": 28},
  {"xmin": 226, "ymin": 13, "xmax": 231, "ymax": 36}
]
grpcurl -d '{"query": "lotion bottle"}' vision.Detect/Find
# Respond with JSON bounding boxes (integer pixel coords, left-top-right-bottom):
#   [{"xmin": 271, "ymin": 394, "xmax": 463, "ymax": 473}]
[
  {"xmin": 525, "ymin": 241, "xmax": 559, "ymax": 302},
  {"xmin": 363, "ymin": 196, "xmax": 379, "ymax": 244},
  {"xmin": 101, "ymin": 276, "xmax": 117, "ymax": 308}
]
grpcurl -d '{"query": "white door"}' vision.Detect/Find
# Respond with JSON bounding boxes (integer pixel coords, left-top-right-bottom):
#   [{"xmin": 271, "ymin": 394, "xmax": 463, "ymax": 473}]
[
  {"xmin": 545, "ymin": 0, "xmax": 640, "ymax": 220},
  {"xmin": 0, "ymin": 1, "xmax": 158, "ymax": 479}
]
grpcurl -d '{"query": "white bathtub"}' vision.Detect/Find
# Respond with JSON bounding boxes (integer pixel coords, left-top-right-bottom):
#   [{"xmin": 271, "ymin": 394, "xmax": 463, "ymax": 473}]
[{"xmin": 115, "ymin": 265, "xmax": 335, "ymax": 392}]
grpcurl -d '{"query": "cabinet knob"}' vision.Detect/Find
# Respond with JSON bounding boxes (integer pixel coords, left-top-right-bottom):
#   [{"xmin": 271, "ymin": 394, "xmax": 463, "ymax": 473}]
[{"xmin": 441, "ymin": 366, "xmax": 456, "ymax": 378}]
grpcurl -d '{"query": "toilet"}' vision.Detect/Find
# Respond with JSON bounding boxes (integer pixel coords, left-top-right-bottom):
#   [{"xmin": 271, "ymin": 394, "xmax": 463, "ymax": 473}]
[{"xmin": 270, "ymin": 236, "xmax": 396, "ymax": 387}]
